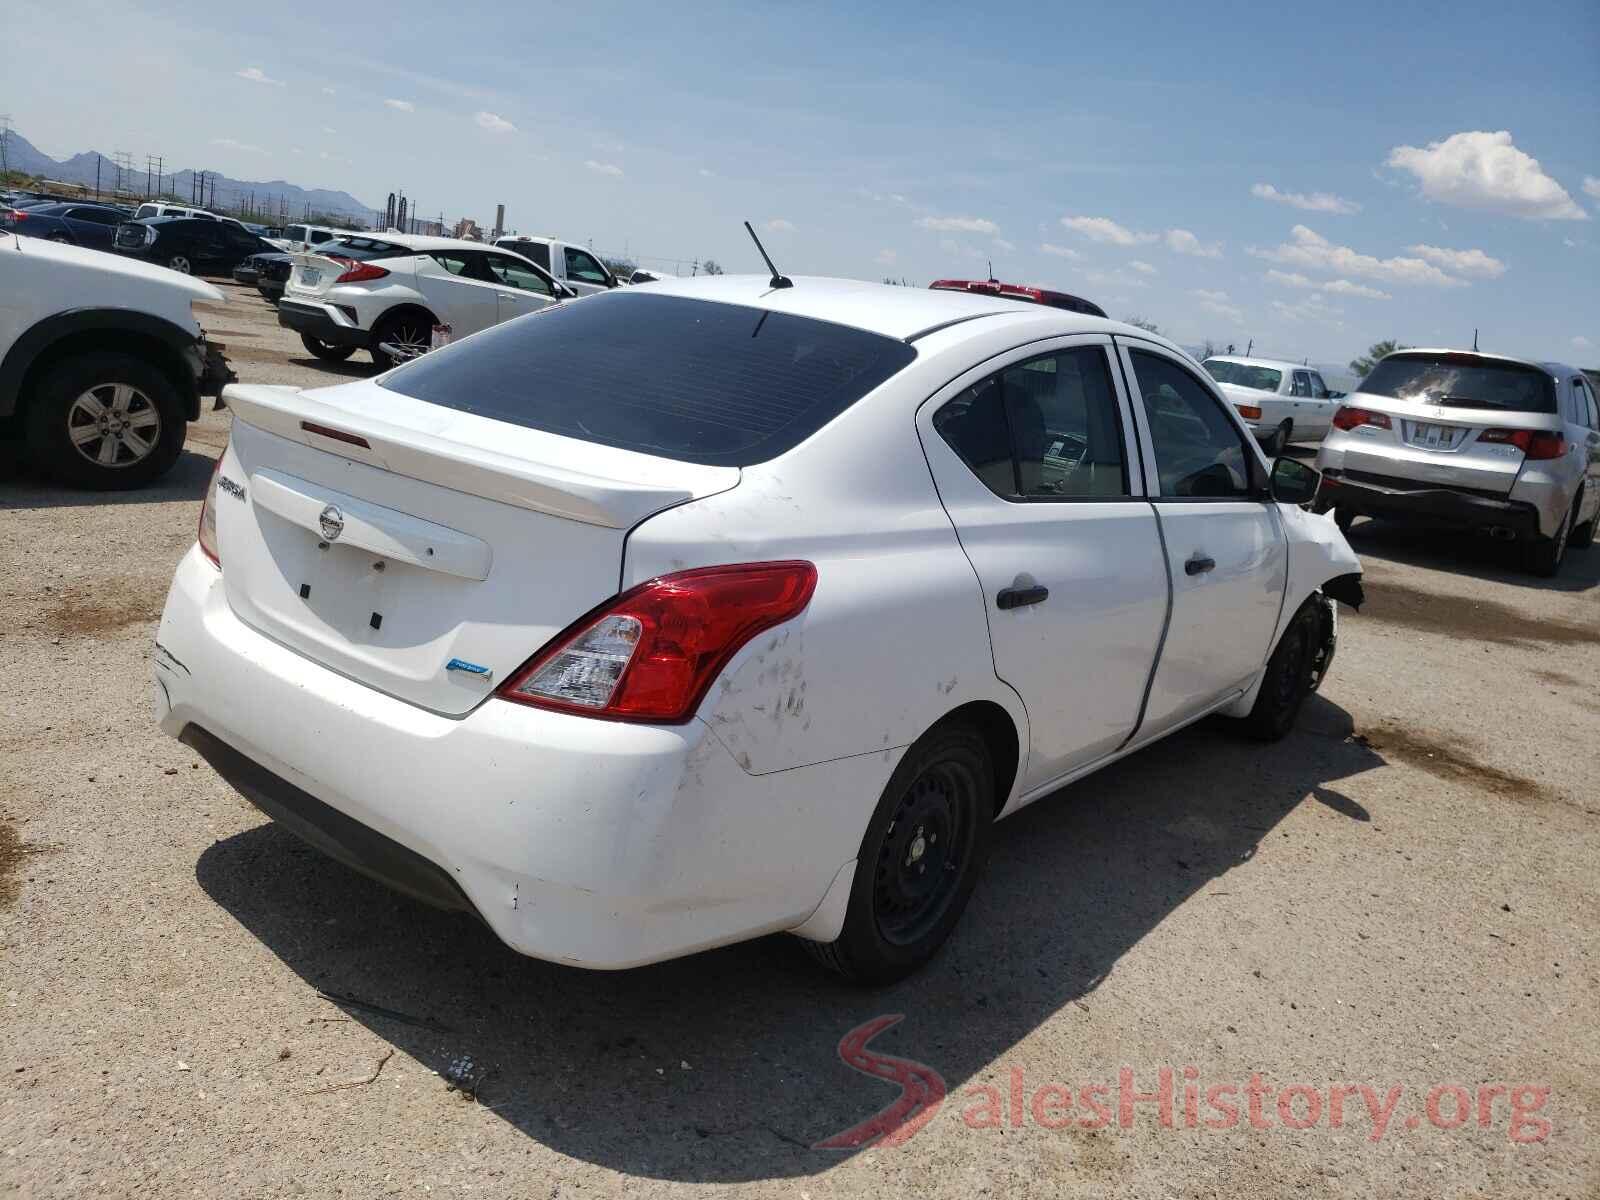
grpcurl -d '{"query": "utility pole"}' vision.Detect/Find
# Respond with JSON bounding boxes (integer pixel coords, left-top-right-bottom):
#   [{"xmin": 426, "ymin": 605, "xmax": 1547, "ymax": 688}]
[{"xmin": 0, "ymin": 115, "xmax": 11, "ymax": 179}]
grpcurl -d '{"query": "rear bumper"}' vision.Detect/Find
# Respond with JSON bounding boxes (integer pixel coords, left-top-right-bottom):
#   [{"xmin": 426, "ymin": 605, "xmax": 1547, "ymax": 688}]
[
  {"xmin": 1317, "ymin": 469, "xmax": 1543, "ymax": 537},
  {"xmin": 152, "ymin": 546, "xmax": 882, "ymax": 968},
  {"xmin": 277, "ymin": 300, "xmax": 368, "ymax": 349},
  {"xmin": 232, "ymin": 265, "xmax": 260, "ymax": 284}
]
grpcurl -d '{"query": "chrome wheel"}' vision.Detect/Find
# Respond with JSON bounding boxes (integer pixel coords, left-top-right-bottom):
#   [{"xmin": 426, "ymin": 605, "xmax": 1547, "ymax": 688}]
[
  {"xmin": 167, "ymin": 255, "xmax": 192, "ymax": 274},
  {"xmin": 67, "ymin": 383, "xmax": 162, "ymax": 468}
]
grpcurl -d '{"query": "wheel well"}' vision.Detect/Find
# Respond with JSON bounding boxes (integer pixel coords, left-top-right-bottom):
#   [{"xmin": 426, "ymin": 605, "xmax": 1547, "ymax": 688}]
[
  {"xmin": 937, "ymin": 700, "xmax": 1021, "ymax": 819},
  {"xmin": 374, "ymin": 304, "xmax": 438, "ymax": 337},
  {"xmin": 16, "ymin": 330, "xmax": 197, "ymax": 423}
]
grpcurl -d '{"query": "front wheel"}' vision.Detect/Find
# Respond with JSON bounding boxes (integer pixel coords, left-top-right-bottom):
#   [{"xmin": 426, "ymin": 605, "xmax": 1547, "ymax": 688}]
[
  {"xmin": 802, "ymin": 721, "xmax": 993, "ymax": 984},
  {"xmin": 1237, "ymin": 599, "xmax": 1325, "ymax": 742},
  {"xmin": 23, "ymin": 352, "xmax": 186, "ymax": 490},
  {"xmin": 300, "ymin": 333, "xmax": 356, "ymax": 363}
]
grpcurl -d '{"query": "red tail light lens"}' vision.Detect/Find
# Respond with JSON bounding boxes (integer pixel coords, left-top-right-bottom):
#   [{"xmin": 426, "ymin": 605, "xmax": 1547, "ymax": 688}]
[
  {"xmin": 1234, "ymin": 403, "xmax": 1262, "ymax": 420},
  {"xmin": 498, "ymin": 562, "xmax": 818, "ymax": 723},
  {"xmin": 197, "ymin": 448, "xmax": 226, "ymax": 567},
  {"xmin": 333, "ymin": 260, "xmax": 389, "ymax": 284},
  {"xmin": 1332, "ymin": 406, "xmax": 1392, "ymax": 431},
  {"xmin": 1479, "ymin": 428, "xmax": 1566, "ymax": 460}
]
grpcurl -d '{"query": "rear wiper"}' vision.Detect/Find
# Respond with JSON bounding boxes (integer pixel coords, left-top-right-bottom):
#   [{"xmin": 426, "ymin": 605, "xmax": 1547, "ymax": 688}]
[{"xmin": 1433, "ymin": 394, "xmax": 1506, "ymax": 409}]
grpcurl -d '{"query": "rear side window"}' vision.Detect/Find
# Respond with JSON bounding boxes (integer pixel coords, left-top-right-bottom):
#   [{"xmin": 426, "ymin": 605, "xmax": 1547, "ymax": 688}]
[
  {"xmin": 501, "ymin": 240, "xmax": 550, "ymax": 270},
  {"xmin": 1203, "ymin": 360, "xmax": 1282, "ymax": 391},
  {"xmin": 1360, "ymin": 354, "xmax": 1556, "ymax": 414},
  {"xmin": 285, "ymin": 225, "xmax": 307, "ymax": 241},
  {"xmin": 135, "ymin": 204, "xmax": 157, "ymax": 219},
  {"xmin": 380, "ymin": 292, "xmax": 918, "ymax": 466}
]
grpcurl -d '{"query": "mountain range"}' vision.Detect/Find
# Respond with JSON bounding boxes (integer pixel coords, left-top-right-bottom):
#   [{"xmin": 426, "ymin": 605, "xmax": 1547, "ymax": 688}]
[{"xmin": 1, "ymin": 129, "xmax": 375, "ymax": 221}]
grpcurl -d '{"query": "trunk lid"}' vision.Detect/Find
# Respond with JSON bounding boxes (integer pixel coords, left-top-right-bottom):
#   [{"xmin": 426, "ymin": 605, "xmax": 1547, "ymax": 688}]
[
  {"xmin": 284, "ymin": 250, "xmax": 359, "ymax": 300},
  {"xmin": 216, "ymin": 382, "xmax": 740, "ymax": 715}
]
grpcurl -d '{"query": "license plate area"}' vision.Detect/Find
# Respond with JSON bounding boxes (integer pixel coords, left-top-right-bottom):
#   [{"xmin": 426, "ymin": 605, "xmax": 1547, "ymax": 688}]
[
  {"xmin": 1403, "ymin": 421, "xmax": 1467, "ymax": 451},
  {"xmin": 301, "ymin": 267, "xmax": 322, "ymax": 287}
]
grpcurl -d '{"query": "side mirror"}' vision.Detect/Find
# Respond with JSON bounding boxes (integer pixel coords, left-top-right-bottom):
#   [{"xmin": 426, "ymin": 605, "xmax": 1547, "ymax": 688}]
[{"xmin": 1269, "ymin": 456, "xmax": 1321, "ymax": 506}]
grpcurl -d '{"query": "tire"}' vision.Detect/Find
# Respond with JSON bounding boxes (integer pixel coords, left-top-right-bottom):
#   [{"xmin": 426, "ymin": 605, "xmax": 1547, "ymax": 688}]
[
  {"xmin": 802, "ymin": 721, "xmax": 994, "ymax": 984},
  {"xmin": 369, "ymin": 310, "xmax": 433, "ymax": 370},
  {"xmin": 1570, "ymin": 499, "xmax": 1595, "ymax": 550},
  {"xmin": 48, "ymin": 233, "xmax": 71, "ymax": 244},
  {"xmin": 1238, "ymin": 599, "xmax": 1323, "ymax": 742},
  {"xmin": 1333, "ymin": 508, "xmax": 1356, "ymax": 534},
  {"xmin": 23, "ymin": 352, "xmax": 186, "ymax": 490},
  {"xmin": 1525, "ymin": 506, "xmax": 1573, "ymax": 577},
  {"xmin": 167, "ymin": 255, "xmax": 192, "ymax": 275},
  {"xmin": 1261, "ymin": 419, "xmax": 1292, "ymax": 457},
  {"xmin": 300, "ymin": 333, "xmax": 356, "ymax": 363}
]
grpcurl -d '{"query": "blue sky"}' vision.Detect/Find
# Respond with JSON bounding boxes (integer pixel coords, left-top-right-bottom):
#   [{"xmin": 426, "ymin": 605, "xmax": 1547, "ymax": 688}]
[{"xmin": 6, "ymin": 0, "xmax": 1598, "ymax": 366}]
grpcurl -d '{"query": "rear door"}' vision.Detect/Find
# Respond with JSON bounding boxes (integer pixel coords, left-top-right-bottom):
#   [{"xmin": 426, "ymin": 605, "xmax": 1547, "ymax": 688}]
[
  {"xmin": 482, "ymin": 251, "xmax": 561, "ymax": 324},
  {"xmin": 919, "ymin": 336, "xmax": 1169, "ymax": 789},
  {"xmin": 1118, "ymin": 340, "xmax": 1285, "ymax": 737},
  {"xmin": 64, "ymin": 207, "xmax": 120, "ymax": 250},
  {"xmin": 413, "ymin": 251, "xmax": 501, "ymax": 336}
]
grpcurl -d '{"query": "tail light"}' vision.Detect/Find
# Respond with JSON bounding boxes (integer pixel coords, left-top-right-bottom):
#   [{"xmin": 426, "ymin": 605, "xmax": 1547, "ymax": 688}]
[
  {"xmin": 1478, "ymin": 428, "xmax": 1566, "ymax": 460},
  {"xmin": 333, "ymin": 260, "xmax": 389, "ymax": 284},
  {"xmin": 197, "ymin": 448, "xmax": 226, "ymax": 567},
  {"xmin": 1332, "ymin": 406, "xmax": 1392, "ymax": 431},
  {"xmin": 498, "ymin": 562, "xmax": 818, "ymax": 723},
  {"xmin": 1234, "ymin": 404, "xmax": 1262, "ymax": 420},
  {"xmin": 6, "ymin": 209, "xmax": 26, "ymax": 221}
]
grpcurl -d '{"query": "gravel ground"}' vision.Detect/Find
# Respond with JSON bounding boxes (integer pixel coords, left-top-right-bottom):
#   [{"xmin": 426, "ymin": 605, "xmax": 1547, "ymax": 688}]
[{"xmin": 1, "ymin": 281, "xmax": 1596, "ymax": 1198}]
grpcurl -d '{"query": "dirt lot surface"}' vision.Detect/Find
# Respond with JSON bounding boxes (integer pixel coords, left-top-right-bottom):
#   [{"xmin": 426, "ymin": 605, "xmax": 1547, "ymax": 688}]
[{"xmin": 2, "ymin": 281, "xmax": 1597, "ymax": 1198}]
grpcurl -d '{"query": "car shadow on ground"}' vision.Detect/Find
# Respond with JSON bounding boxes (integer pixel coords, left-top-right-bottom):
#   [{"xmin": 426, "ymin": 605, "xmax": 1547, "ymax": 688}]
[
  {"xmin": 0, "ymin": 446, "xmax": 217, "ymax": 511},
  {"xmin": 195, "ymin": 694, "xmax": 1382, "ymax": 1184},
  {"xmin": 285, "ymin": 357, "xmax": 379, "ymax": 380},
  {"xmin": 1343, "ymin": 517, "xmax": 1600, "ymax": 594}
]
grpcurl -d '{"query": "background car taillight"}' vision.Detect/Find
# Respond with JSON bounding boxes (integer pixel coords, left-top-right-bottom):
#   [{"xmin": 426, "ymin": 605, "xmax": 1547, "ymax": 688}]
[
  {"xmin": 197, "ymin": 450, "xmax": 225, "ymax": 567},
  {"xmin": 1479, "ymin": 428, "xmax": 1566, "ymax": 460},
  {"xmin": 1332, "ymin": 406, "xmax": 1392, "ymax": 431},
  {"xmin": 498, "ymin": 562, "xmax": 818, "ymax": 723},
  {"xmin": 333, "ymin": 261, "xmax": 389, "ymax": 284},
  {"xmin": 1234, "ymin": 403, "xmax": 1262, "ymax": 420}
]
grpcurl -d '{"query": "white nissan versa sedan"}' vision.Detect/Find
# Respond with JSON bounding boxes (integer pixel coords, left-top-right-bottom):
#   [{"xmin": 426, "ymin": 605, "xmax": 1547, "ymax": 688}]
[{"xmin": 153, "ymin": 277, "xmax": 1363, "ymax": 983}]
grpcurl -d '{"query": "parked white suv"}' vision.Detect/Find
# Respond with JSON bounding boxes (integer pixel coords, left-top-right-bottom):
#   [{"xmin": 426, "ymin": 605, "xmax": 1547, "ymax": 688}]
[
  {"xmin": 1316, "ymin": 349, "xmax": 1600, "ymax": 575},
  {"xmin": 277, "ymin": 223, "xmax": 348, "ymax": 254},
  {"xmin": 1203, "ymin": 356, "xmax": 1339, "ymax": 453},
  {"xmin": 156, "ymin": 276, "xmax": 1363, "ymax": 982},
  {"xmin": 276, "ymin": 233, "xmax": 575, "ymax": 368},
  {"xmin": 492, "ymin": 235, "xmax": 619, "ymax": 295},
  {"xmin": 0, "ymin": 230, "xmax": 232, "ymax": 488}
]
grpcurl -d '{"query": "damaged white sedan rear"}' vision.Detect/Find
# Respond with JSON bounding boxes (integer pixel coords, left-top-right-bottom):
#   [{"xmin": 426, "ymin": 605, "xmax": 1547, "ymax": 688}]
[{"xmin": 153, "ymin": 276, "xmax": 1363, "ymax": 983}]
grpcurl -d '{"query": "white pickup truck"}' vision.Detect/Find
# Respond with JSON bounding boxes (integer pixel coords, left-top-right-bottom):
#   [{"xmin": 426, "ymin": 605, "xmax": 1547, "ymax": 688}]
[
  {"xmin": 1201, "ymin": 355, "xmax": 1340, "ymax": 453},
  {"xmin": 491, "ymin": 235, "xmax": 619, "ymax": 296}
]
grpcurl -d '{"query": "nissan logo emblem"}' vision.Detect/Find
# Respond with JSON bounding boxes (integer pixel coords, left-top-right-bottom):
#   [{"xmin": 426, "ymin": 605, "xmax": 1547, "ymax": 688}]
[{"xmin": 318, "ymin": 504, "xmax": 345, "ymax": 542}]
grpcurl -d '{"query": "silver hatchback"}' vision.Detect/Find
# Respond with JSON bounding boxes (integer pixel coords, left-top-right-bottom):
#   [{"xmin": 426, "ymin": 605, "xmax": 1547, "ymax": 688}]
[{"xmin": 1315, "ymin": 350, "xmax": 1600, "ymax": 575}]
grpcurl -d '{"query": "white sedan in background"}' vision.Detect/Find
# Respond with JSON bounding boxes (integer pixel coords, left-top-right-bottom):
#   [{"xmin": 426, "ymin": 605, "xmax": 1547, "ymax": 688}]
[
  {"xmin": 155, "ymin": 277, "xmax": 1363, "ymax": 983},
  {"xmin": 1203, "ymin": 355, "xmax": 1341, "ymax": 453}
]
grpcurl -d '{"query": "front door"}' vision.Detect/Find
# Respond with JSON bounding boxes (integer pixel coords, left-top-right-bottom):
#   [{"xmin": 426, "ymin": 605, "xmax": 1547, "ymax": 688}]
[
  {"xmin": 919, "ymin": 337, "xmax": 1169, "ymax": 791},
  {"xmin": 1117, "ymin": 340, "xmax": 1286, "ymax": 738},
  {"xmin": 562, "ymin": 245, "xmax": 614, "ymax": 296}
]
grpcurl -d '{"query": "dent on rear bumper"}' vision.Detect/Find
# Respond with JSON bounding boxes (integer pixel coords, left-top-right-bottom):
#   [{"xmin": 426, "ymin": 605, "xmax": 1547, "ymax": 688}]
[{"xmin": 153, "ymin": 546, "xmax": 890, "ymax": 968}]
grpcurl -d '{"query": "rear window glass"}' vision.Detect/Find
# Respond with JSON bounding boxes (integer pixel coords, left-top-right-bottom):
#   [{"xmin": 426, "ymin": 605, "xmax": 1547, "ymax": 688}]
[
  {"xmin": 380, "ymin": 292, "xmax": 918, "ymax": 466},
  {"xmin": 1203, "ymin": 360, "xmax": 1282, "ymax": 391},
  {"xmin": 322, "ymin": 237, "xmax": 409, "ymax": 261},
  {"xmin": 1360, "ymin": 354, "xmax": 1556, "ymax": 413}
]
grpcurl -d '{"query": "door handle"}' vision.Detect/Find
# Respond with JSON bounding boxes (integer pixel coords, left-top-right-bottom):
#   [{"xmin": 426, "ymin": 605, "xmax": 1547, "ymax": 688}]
[
  {"xmin": 996, "ymin": 585, "xmax": 1049, "ymax": 610},
  {"xmin": 1185, "ymin": 554, "xmax": 1216, "ymax": 576}
]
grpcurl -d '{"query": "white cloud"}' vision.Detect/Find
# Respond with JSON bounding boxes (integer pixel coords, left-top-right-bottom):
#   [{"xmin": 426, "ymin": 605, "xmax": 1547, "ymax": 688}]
[
  {"xmin": 1271, "ymin": 293, "xmax": 1345, "ymax": 327},
  {"xmin": 1192, "ymin": 288, "xmax": 1243, "ymax": 323},
  {"xmin": 210, "ymin": 137, "xmax": 265, "ymax": 154},
  {"xmin": 1405, "ymin": 243, "xmax": 1507, "ymax": 279},
  {"xmin": 1129, "ymin": 260, "xmax": 1157, "ymax": 275},
  {"xmin": 1039, "ymin": 242, "xmax": 1081, "ymax": 259},
  {"xmin": 764, "ymin": 218, "xmax": 796, "ymax": 232},
  {"xmin": 474, "ymin": 111, "xmax": 516, "ymax": 134},
  {"xmin": 698, "ymin": 168, "xmax": 715, "ymax": 178},
  {"xmin": 321, "ymin": 127, "xmax": 337, "ymax": 135},
  {"xmin": 916, "ymin": 215, "xmax": 999, "ymax": 236},
  {"xmin": 321, "ymin": 86, "xmax": 337, "ymax": 95},
  {"xmin": 1060, "ymin": 215, "xmax": 1154, "ymax": 246},
  {"xmin": 991, "ymin": 237, "xmax": 1016, "ymax": 254},
  {"xmin": 1082, "ymin": 267, "xmax": 1149, "ymax": 290},
  {"xmin": 235, "ymin": 66, "xmax": 283, "ymax": 86},
  {"xmin": 1249, "ymin": 225, "xmax": 1466, "ymax": 287},
  {"xmin": 1264, "ymin": 268, "xmax": 1390, "ymax": 300},
  {"xmin": 1571, "ymin": 335, "xmax": 1593, "ymax": 350},
  {"xmin": 290, "ymin": 147, "xmax": 303, "ymax": 155},
  {"xmin": 1585, "ymin": 177, "xmax": 1600, "ymax": 201},
  {"xmin": 584, "ymin": 160, "xmax": 624, "ymax": 177},
  {"xmin": 384, "ymin": 99, "xmax": 416, "ymax": 112},
  {"xmin": 1386, "ymin": 131, "xmax": 1587, "ymax": 221},
  {"xmin": 1251, "ymin": 183, "xmax": 1360, "ymax": 215},
  {"xmin": 875, "ymin": 249, "xmax": 897, "ymax": 266},
  {"xmin": 1165, "ymin": 228, "xmax": 1222, "ymax": 258}
]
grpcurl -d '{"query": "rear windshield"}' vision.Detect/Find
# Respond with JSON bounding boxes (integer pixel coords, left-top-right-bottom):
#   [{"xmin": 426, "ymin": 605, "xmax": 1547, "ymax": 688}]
[
  {"xmin": 1360, "ymin": 354, "xmax": 1556, "ymax": 413},
  {"xmin": 1203, "ymin": 360, "xmax": 1282, "ymax": 391},
  {"xmin": 322, "ymin": 236, "xmax": 409, "ymax": 261},
  {"xmin": 380, "ymin": 292, "xmax": 918, "ymax": 466}
]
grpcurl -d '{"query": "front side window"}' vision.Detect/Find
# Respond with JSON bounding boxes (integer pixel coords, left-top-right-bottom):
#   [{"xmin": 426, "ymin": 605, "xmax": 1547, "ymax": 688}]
[
  {"xmin": 1581, "ymin": 380, "xmax": 1599, "ymax": 430},
  {"xmin": 565, "ymin": 246, "xmax": 610, "ymax": 285},
  {"xmin": 1308, "ymin": 372, "xmax": 1329, "ymax": 398},
  {"xmin": 1131, "ymin": 350, "xmax": 1254, "ymax": 499},
  {"xmin": 934, "ymin": 347, "xmax": 1129, "ymax": 499}
]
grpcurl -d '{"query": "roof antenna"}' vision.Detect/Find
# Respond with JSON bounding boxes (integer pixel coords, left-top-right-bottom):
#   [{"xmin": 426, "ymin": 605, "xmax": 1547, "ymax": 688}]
[
  {"xmin": 988, "ymin": 259, "xmax": 996, "ymax": 283},
  {"xmin": 743, "ymin": 221, "xmax": 792, "ymax": 289},
  {"xmin": 1472, "ymin": 327, "xmax": 1479, "ymax": 352}
]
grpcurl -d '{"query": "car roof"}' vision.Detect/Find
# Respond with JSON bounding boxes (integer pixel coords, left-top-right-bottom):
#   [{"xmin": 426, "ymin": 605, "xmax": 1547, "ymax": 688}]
[
  {"xmin": 635, "ymin": 274, "xmax": 1181, "ymax": 345},
  {"xmin": 1204, "ymin": 355, "xmax": 1310, "ymax": 372},
  {"xmin": 338, "ymin": 232, "xmax": 501, "ymax": 254},
  {"xmin": 1380, "ymin": 347, "xmax": 1577, "ymax": 379}
]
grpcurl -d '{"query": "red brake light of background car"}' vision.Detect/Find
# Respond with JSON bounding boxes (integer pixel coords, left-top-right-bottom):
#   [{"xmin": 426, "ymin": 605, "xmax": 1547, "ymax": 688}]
[
  {"xmin": 1479, "ymin": 428, "xmax": 1566, "ymax": 460},
  {"xmin": 1234, "ymin": 404, "xmax": 1262, "ymax": 420},
  {"xmin": 333, "ymin": 261, "xmax": 389, "ymax": 284},
  {"xmin": 197, "ymin": 449, "xmax": 226, "ymax": 567},
  {"xmin": 497, "ymin": 562, "xmax": 819, "ymax": 723},
  {"xmin": 1331, "ymin": 406, "xmax": 1392, "ymax": 431}
]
